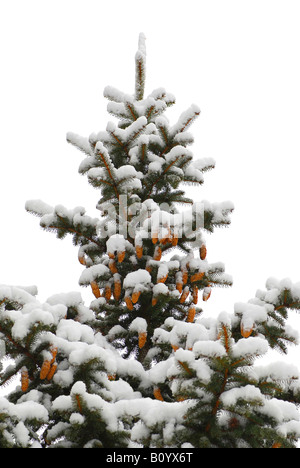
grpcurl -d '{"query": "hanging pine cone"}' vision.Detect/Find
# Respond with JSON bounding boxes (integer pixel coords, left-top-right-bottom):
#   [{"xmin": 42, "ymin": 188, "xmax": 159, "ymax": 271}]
[
  {"xmin": 152, "ymin": 296, "xmax": 158, "ymax": 306},
  {"xmin": 191, "ymin": 272, "xmax": 204, "ymax": 283},
  {"xmin": 132, "ymin": 290, "xmax": 141, "ymax": 304},
  {"xmin": 50, "ymin": 346, "xmax": 58, "ymax": 364},
  {"xmin": 152, "ymin": 232, "xmax": 158, "ymax": 244},
  {"xmin": 125, "ymin": 296, "xmax": 134, "ymax": 310},
  {"xmin": 40, "ymin": 360, "xmax": 51, "ymax": 380},
  {"xmin": 138, "ymin": 331, "xmax": 147, "ymax": 349},
  {"xmin": 187, "ymin": 306, "xmax": 196, "ymax": 323},
  {"xmin": 176, "ymin": 272, "xmax": 183, "ymax": 293},
  {"xmin": 153, "ymin": 246, "xmax": 162, "ymax": 261},
  {"xmin": 272, "ymin": 442, "xmax": 282, "ymax": 449},
  {"xmin": 157, "ymin": 273, "xmax": 168, "ymax": 283},
  {"xmin": 202, "ymin": 286, "xmax": 211, "ymax": 302},
  {"xmin": 136, "ymin": 244, "xmax": 143, "ymax": 259},
  {"xmin": 104, "ymin": 284, "xmax": 112, "ymax": 302},
  {"xmin": 46, "ymin": 362, "xmax": 57, "ymax": 381},
  {"xmin": 78, "ymin": 254, "xmax": 86, "ymax": 265},
  {"xmin": 160, "ymin": 227, "xmax": 171, "ymax": 245},
  {"xmin": 192, "ymin": 286, "xmax": 198, "ymax": 304},
  {"xmin": 240, "ymin": 322, "xmax": 254, "ymax": 338},
  {"xmin": 180, "ymin": 287, "xmax": 190, "ymax": 303},
  {"xmin": 200, "ymin": 244, "xmax": 207, "ymax": 260},
  {"xmin": 109, "ymin": 259, "xmax": 118, "ymax": 274},
  {"xmin": 117, "ymin": 250, "xmax": 126, "ymax": 263},
  {"xmin": 91, "ymin": 281, "xmax": 101, "ymax": 298},
  {"xmin": 182, "ymin": 268, "xmax": 188, "ymax": 285},
  {"xmin": 153, "ymin": 387, "xmax": 164, "ymax": 401},
  {"xmin": 172, "ymin": 231, "xmax": 179, "ymax": 246},
  {"xmin": 113, "ymin": 278, "xmax": 121, "ymax": 301},
  {"xmin": 21, "ymin": 367, "xmax": 29, "ymax": 392}
]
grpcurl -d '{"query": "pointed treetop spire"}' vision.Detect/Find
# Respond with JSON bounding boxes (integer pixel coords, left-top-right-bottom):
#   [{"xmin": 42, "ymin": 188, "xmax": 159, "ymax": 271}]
[
  {"xmin": 138, "ymin": 32, "xmax": 146, "ymax": 56},
  {"xmin": 135, "ymin": 32, "xmax": 146, "ymax": 101}
]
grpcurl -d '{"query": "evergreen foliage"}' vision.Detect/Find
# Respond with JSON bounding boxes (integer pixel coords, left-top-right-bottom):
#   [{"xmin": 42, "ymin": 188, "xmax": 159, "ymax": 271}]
[{"xmin": 1, "ymin": 34, "xmax": 300, "ymax": 448}]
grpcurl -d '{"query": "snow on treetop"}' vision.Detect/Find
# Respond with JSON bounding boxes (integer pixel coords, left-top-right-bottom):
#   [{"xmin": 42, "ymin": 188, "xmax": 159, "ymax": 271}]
[{"xmin": 137, "ymin": 32, "xmax": 146, "ymax": 57}]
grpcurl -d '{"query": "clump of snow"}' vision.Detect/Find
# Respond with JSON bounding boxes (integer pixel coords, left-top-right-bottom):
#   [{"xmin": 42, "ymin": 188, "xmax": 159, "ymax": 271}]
[
  {"xmin": 249, "ymin": 362, "xmax": 300, "ymax": 382},
  {"xmin": 0, "ymin": 398, "xmax": 49, "ymax": 423},
  {"xmin": 232, "ymin": 337, "xmax": 269, "ymax": 359},
  {"xmin": 46, "ymin": 291, "xmax": 83, "ymax": 308},
  {"xmin": 70, "ymin": 412, "xmax": 85, "ymax": 425},
  {"xmin": 13, "ymin": 422, "xmax": 30, "ymax": 448},
  {"xmin": 71, "ymin": 381, "xmax": 86, "ymax": 396},
  {"xmin": 3, "ymin": 301, "xmax": 66, "ymax": 341},
  {"xmin": 234, "ymin": 301, "xmax": 269, "ymax": 335},
  {"xmin": 123, "ymin": 269, "xmax": 151, "ymax": 289},
  {"xmin": 174, "ymin": 349, "xmax": 195, "ymax": 364},
  {"xmin": 193, "ymin": 340, "xmax": 226, "ymax": 358},
  {"xmin": 56, "ymin": 319, "xmax": 94, "ymax": 344},
  {"xmin": 221, "ymin": 385, "xmax": 263, "ymax": 408},
  {"xmin": 129, "ymin": 318, "xmax": 147, "ymax": 334},
  {"xmin": 25, "ymin": 199, "xmax": 53, "ymax": 216},
  {"xmin": 79, "ymin": 264, "xmax": 110, "ymax": 285},
  {"xmin": 0, "ymin": 285, "xmax": 36, "ymax": 306},
  {"xmin": 153, "ymin": 283, "xmax": 169, "ymax": 296},
  {"xmin": 106, "ymin": 234, "xmax": 126, "ymax": 254}
]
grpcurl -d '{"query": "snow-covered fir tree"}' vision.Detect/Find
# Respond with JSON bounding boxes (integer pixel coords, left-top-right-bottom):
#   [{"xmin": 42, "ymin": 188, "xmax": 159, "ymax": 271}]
[{"xmin": 1, "ymin": 33, "xmax": 300, "ymax": 448}]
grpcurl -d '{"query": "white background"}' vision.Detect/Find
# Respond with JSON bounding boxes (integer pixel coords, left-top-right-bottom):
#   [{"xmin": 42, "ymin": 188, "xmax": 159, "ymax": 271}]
[{"xmin": 1, "ymin": 0, "xmax": 300, "ymax": 367}]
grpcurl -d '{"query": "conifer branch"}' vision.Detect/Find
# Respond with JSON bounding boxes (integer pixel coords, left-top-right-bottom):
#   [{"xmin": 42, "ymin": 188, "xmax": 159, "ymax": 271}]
[
  {"xmin": 0, "ymin": 325, "xmax": 36, "ymax": 365},
  {"xmin": 54, "ymin": 216, "xmax": 102, "ymax": 247},
  {"xmin": 145, "ymin": 156, "xmax": 182, "ymax": 199}
]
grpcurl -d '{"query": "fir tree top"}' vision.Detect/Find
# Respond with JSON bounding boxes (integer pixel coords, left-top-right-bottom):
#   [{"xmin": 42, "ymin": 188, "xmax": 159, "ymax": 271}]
[{"xmin": 0, "ymin": 33, "xmax": 299, "ymax": 449}]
